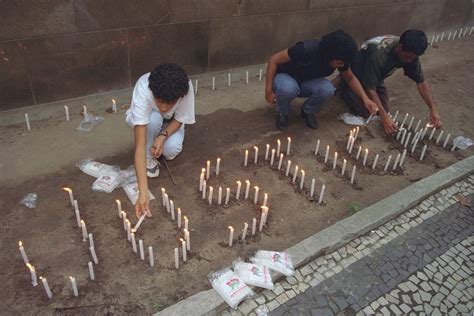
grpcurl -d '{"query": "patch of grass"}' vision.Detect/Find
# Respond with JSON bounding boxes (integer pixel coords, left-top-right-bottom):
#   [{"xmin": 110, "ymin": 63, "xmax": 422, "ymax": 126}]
[
  {"xmin": 347, "ymin": 202, "xmax": 362, "ymax": 216},
  {"xmin": 153, "ymin": 303, "xmax": 164, "ymax": 312}
]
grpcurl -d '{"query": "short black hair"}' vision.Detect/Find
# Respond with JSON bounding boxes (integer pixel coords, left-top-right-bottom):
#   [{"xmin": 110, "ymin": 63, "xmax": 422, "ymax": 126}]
[
  {"xmin": 319, "ymin": 29, "xmax": 358, "ymax": 65},
  {"xmin": 148, "ymin": 63, "xmax": 189, "ymax": 102},
  {"xmin": 399, "ymin": 29, "xmax": 427, "ymax": 55}
]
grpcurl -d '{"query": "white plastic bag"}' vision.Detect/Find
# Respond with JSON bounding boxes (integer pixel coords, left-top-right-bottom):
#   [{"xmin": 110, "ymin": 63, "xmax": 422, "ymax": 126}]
[
  {"xmin": 251, "ymin": 251, "xmax": 294, "ymax": 276},
  {"xmin": 208, "ymin": 268, "xmax": 254, "ymax": 309},
  {"xmin": 233, "ymin": 259, "xmax": 274, "ymax": 290},
  {"xmin": 20, "ymin": 193, "xmax": 38, "ymax": 208},
  {"xmin": 76, "ymin": 116, "xmax": 104, "ymax": 132},
  {"xmin": 92, "ymin": 172, "xmax": 122, "ymax": 193},
  {"xmin": 122, "ymin": 181, "xmax": 155, "ymax": 205},
  {"xmin": 76, "ymin": 159, "xmax": 116, "ymax": 178}
]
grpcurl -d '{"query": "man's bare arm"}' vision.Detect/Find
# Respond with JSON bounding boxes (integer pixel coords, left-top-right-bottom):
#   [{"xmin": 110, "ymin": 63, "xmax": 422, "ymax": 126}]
[
  {"xmin": 416, "ymin": 81, "xmax": 442, "ymax": 127},
  {"xmin": 265, "ymin": 49, "xmax": 291, "ymax": 103}
]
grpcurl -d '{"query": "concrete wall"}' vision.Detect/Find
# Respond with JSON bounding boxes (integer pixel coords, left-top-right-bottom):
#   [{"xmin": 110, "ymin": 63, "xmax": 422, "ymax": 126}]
[{"xmin": 1, "ymin": 0, "xmax": 472, "ymax": 112}]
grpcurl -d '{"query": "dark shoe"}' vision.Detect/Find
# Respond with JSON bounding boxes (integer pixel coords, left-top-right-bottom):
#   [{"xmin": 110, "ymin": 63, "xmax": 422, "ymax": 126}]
[
  {"xmin": 301, "ymin": 108, "xmax": 318, "ymax": 129},
  {"xmin": 276, "ymin": 112, "xmax": 289, "ymax": 131}
]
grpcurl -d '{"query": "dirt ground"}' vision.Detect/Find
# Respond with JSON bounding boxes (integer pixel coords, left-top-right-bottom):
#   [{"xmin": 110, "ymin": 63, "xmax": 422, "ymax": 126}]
[{"xmin": 0, "ymin": 38, "xmax": 473, "ymax": 315}]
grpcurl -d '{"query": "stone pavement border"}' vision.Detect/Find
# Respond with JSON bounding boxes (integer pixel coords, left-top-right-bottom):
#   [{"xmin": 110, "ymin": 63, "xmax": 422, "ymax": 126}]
[{"xmin": 155, "ymin": 155, "xmax": 474, "ymax": 316}]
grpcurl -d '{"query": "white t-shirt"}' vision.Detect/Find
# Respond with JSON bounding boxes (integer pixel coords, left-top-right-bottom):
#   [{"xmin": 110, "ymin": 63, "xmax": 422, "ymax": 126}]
[{"xmin": 125, "ymin": 73, "xmax": 195, "ymax": 126}]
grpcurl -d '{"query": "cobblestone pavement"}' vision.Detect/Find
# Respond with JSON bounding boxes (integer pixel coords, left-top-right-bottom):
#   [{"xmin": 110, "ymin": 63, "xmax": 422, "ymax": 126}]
[{"xmin": 222, "ymin": 175, "xmax": 474, "ymax": 316}]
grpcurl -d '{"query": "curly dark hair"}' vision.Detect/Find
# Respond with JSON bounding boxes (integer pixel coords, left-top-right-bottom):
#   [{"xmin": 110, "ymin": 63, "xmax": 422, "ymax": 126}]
[
  {"xmin": 318, "ymin": 29, "xmax": 358, "ymax": 65},
  {"xmin": 148, "ymin": 63, "xmax": 189, "ymax": 102},
  {"xmin": 400, "ymin": 29, "xmax": 428, "ymax": 55}
]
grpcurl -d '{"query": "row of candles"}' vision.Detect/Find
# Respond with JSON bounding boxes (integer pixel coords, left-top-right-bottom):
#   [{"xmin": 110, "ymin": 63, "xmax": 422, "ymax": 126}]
[
  {"xmin": 243, "ymin": 137, "xmax": 292, "ymax": 167},
  {"xmin": 429, "ymin": 26, "xmax": 473, "ymax": 46},
  {"xmin": 226, "ymin": 206, "xmax": 269, "ymax": 247},
  {"xmin": 206, "ymin": 69, "xmax": 264, "ymax": 92}
]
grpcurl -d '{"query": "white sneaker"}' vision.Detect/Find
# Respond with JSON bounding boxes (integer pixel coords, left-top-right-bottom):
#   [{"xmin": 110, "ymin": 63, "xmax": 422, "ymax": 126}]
[{"xmin": 146, "ymin": 158, "xmax": 160, "ymax": 178}]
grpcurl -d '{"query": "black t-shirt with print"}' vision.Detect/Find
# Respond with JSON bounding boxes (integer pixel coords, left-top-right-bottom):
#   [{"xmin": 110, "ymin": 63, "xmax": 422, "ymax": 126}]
[{"xmin": 277, "ymin": 40, "xmax": 350, "ymax": 83}]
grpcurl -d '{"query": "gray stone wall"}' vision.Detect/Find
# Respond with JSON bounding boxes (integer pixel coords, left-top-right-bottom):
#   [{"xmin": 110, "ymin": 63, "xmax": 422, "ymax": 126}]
[{"xmin": 0, "ymin": 0, "xmax": 471, "ymax": 111}]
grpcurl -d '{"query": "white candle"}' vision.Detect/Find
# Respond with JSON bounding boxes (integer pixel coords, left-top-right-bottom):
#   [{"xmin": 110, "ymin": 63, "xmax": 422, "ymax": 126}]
[
  {"xmin": 355, "ymin": 146, "xmax": 362, "ymax": 160},
  {"xmin": 244, "ymin": 180, "xmax": 250, "ymax": 199},
  {"xmin": 421, "ymin": 125, "xmax": 429, "ymax": 139},
  {"xmin": 270, "ymin": 148, "xmax": 275, "ymax": 165},
  {"xmin": 18, "ymin": 241, "xmax": 29, "ymax": 264},
  {"xmin": 236, "ymin": 181, "xmax": 241, "ymax": 200},
  {"xmin": 252, "ymin": 218, "xmax": 257, "ymax": 236},
  {"xmin": 88, "ymin": 233, "xmax": 95, "ymax": 249},
  {"xmin": 463, "ymin": 27, "xmax": 467, "ymax": 36},
  {"xmin": 26, "ymin": 263, "xmax": 37, "ymax": 286},
  {"xmin": 286, "ymin": 137, "xmax": 291, "ymax": 155},
  {"xmin": 429, "ymin": 127, "xmax": 437, "ymax": 140},
  {"xmin": 265, "ymin": 144, "xmax": 270, "ymax": 160},
  {"xmin": 122, "ymin": 211, "xmax": 127, "ymax": 230},
  {"xmin": 83, "ymin": 106, "xmax": 88, "ymax": 119},
  {"xmin": 139, "ymin": 239, "xmax": 145, "ymax": 260},
  {"xmin": 177, "ymin": 208, "xmax": 182, "ymax": 228},
  {"xmin": 420, "ymin": 145, "xmax": 428, "ymax": 160},
  {"xmin": 441, "ymin": 32, "xmax": 445, "ymax": 41},
  {"xmin": 242, "ymin": 223, "xmax": 248, "ymax": 240},
  {"xmin": 212, "ymin": 77, "xmax": 216, "ymax": 90},
  {"xmin": 259, "ymin": 208, "xmax": 268, "ymax": 232},
  {"xmin": 259, "ymin": 69, "xmax": 263, "ymax": 81},
  {"xmin": 411, "ymin": 135, "xmax": 420, "ymax": 154},
  {"xmin": 407, "ymin": 116, "xmax": 415, "ymax": 130},
  {"xmin": 384, "ymin": 155, "xmax": 392, "ymax": 172},
  {"xmin": 25, "ymin": 113, "xmax": 31, "ymax": 131},
  {"xmin": 276, "ymin": 139, "xmax": 281, "ymax": 155},
  {"xmin": 333, "ymin": 152, "xmax": 338, "ymax": 170},
  {"xmin": 161, "ymin": 188, "xmax": 166, "ymax": 206},
  {"xmin": 112, "ymin": 99, "xmax": 117, "ymax": 113},
  {"xmin": 181, "ymin": 239, "xmax": 187, "ymax": 262},
  {"xmin": 63, "ymin": 187, "xmax": 74, "ymax": 206},
  {"xmin": 208, "ymin": 186, "xmax": 214, "ymax": 205},
  {"xmin": 318, "ymin": 184, "xmax": 325, "ymax": 204},
  {"xmin": 254, "ymin": 146, "xmax": 259, "ymax": 164},
  {"xmin": 453, "ymin": 30, "xmax": 458, "ymax": 39},
  {"xmin": 170, "ymin": 200, "xmax": 175, "ymax": 220},
  {"xmin": 246, "ymin": 71, "xmax": 249, "ymax": 84},
  {"xmin": 131, "ymin": 232, "xmax": 137, "ymax": 253},
  {"xmin": 346, "ymin": 131, "xmax": 353, "ymax": 150},
  {"xmin": 115, "ymin": 199, "xmax": 122, "ymax": 218},
  {"xmin": 414, "ymin": 119, "xmax": 421, "ymax": 132},
  {"xmin": 292, "ymin": 165, "xmax": 299, "ymax": 183},
  {"xmin": 40, "ymin": 276, "xmax": 52, "ymax": 299},
  {"xmin": 195, "ymin": 79, "xmax": 198, "ymax": 94},
  {"xmin": 262, "ymin": 193, "xmax": 268, "ymax": 207},
  {"xmin": 184, "ymin": 229, "xmax": 191, "ymax": 251},
  {"xmin": 401, "ymin": 113, "xmax": 408, "ymax": 127},
  {"xmin": 362, "ymin": 149, "xmax": 369, "ymax": 166},
  {"xmin": 218, "ymin": 187, "xmax": 223, "ymax": 205},
  {"xmin": 348, "ymin": 137, "xmax": 355, "ymax": 154},
  {"xmin": 436, "ymin": 130, "xmax": 444, "ymax": 145},
  {"xmin": 470, "ymin": 27, "xmax": 474, "ymax": 36},
  {"xmin": 285, "ymin": 160, "xmax": 292, "ymax": 177},
  {"xmin": 81, "ymin": 220, "xmax": 88, "ymax": 242},
  {"xmin": 88, "ymin": 262, "xmax": 95, "ymax": 280},
  {"xmin": 70, "ymin": 276, "xmax": 79, "ymax": 297},
  {"xmin": 244, "ymin": 150, "xmax": 249, "ymax": 167},
  {"xmin": 278, "ymin": 153, "xmax": 284, "ymax": 170},
  {"xmin": 126, "ymin": 220, "xmax": 131, "ymax": 241},
  {"xmin": 184, "ymin": 216, "xmax": 189, "ymax": 230},
  {"xmin": 90, "ymin": 246, "xmax": 99, "ymax": 264},
  {"xmin": 216, "ymin": 158, "xmax": 221, "ymax": 176},
  {"xmin": 400, "ymin": 129, "xmax": 407, "ymax": 144},
  {"xmin": 174, "ymin": 248, "xmax": 179, "ymax": 269},
  {"xmin": 299, "ymin": 169, "xmax": 306, "ymax": 190},
  {"xmin": 228, "ymin": 73, "xmax": 231, "ymax": 87},
  {"xmin": 228, "ymin": 226, "xmax": 234, "ymax": 247},
  {"xmin": 341, "ymin": 159, "xmax": 347, "ymax": 176},
  {"xmin": 202, "ymin": 180, "xmax": 207, "ymax": 199},
  {"xmin": 372, "ymin": 153, "xmax": 379, "ymax": 170},
  {"xmin": 64, "ymin": 105, "xmax": 70, "ymax": 121},
  {"xmin": 164, "ymin": 194, "xmax": 170, "ymax": 213},
  {"xmin": 314, "ymin": 139, "xmax": 320, "ymax": 156},
  {"xmin": 448, "ymin": 31, "xmax": 452, "ymax": 40},
  {"xmin": 400, "ymin": 149, "xmax": 407, "ymax": 167},
  {"xmin": 310, "ymin": 179, "xmax": 315, "ymax": 197},
  {"xmin": 149, "ymin": 246, "xmax": 155, "ymax": 267},
  {"xmin": 324, "ymin": 145, "xmax": 330, "ymax": 163},
  {"xmin": 350, "ymin": 166, "xmax": 356, "ymax": 185},
  {"xmin": 73, "ymin": 200, "xmax": 79, "ymax": 214},
  {"xmin": 354, "ymin": 126, "xmax": 360, "ymax": 140},
  {"xmin": 254, "ymin": 186, "xmax": 259, "ymax": 204},
  {"xmin": 392, "ymin": 153, "xmax": 401, "ymax": 171},
  {"xmin": 224, "ymin": 187, "xmax": 230, "ymax": 205},
  {"xmin": 404, "ymin": 132, "xmax": 412, "ymax": 148},
  {"xmin": 133, "ymin": 213, "xmax": 146, "ymax": 233},
  {"xmin": 396, "ymin": 127, "xmax": 403, "ymax": 140},
  {"xmin": 206, "ymin": 160, "xmax": 211, "ymax": 179},
  {"xmin": 443, "ymin": 133, "xmax": 451, "ymax": 148}
]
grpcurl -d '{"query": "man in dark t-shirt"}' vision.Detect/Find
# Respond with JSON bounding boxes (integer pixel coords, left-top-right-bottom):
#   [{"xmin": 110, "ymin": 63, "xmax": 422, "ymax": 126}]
[
  {"xmin": 265, "ymin": 29, "xmax": 377, "ymax": 130},
  {"xmin": 340, "ymin": 29, "xmax": 442, "ymax": 134}
]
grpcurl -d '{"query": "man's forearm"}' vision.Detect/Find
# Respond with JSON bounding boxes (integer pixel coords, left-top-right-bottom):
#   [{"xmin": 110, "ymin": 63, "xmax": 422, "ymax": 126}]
[
  {"xmin": 417, "ymin": 81, "xmax": 437, "ymax": 111},
  {"xmin": 161, "ymin": 118, "xmax": 182, "ymax": 137},
  {"xmin": 134, "ymin": 125, "xmax": 148, "ymax": 195},
  {"xmin": 265, "ymin": 61, "xmax": 278, "ymax": 94},
  {"xmin": 366, "ymin": 89, "xmax": 386, "ymax": 116},
  {"xmin": 346, "ymin": 76, "xmax": 369, "ymax": 103}
]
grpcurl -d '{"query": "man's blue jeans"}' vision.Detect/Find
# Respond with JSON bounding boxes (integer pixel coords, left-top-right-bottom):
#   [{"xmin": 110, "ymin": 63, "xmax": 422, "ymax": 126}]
[{"xmin": 273, "ymin": 73, "xmax": 336, "ymax": 115}]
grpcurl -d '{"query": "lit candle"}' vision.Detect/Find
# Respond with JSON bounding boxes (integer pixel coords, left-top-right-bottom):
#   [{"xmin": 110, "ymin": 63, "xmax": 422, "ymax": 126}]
[
  {"xmin": 262, "ymin": 193, "xmax": 268, "ymax": 207},
  {"xmin": 122, "ymin": 211, "xmax": 127, "ymax": 230},
  {"xmin": 202, "ymin": 180, "xmax": 207, "ymax": 199},
  {"xmin": 236, "ymin": 181, "xmax": 241, "ymax": 200},
  {"xmin": 81, "ymin": 220, "xmax": 88, "ymax": 242},
  {"xmin": 18, "ymin": 241, "xmax": 29, "ymax": 264},
  {"xmin": 270, "ymin": 148, "xmax": 275, "ymax": 165},
  {"xmin": 216, "ymin": 158, "xmax": 221, "ymax": 176},
  {"xmin": 399, "ymin": 149, "xmax": 407, "ymax": 167},
  {"xmin": 181, "ymin": 238, "xmax": 187, "ymax": 262},
  {"xmin": 88, "ymin": 262, "xmax": 95, "ymax": 280},
  {"xmin": 25, "ymin": 113, "xmax": 31, "ymax": 131},
  {"xmin": 318, "ymin": 184, "xmax": 325, "ymax": 205},
  {"xmin": 161, "ymin": 188, "xmax": 166, "ymax": 206},
  {"xmin": 244, "ymin": 150, "xmax": 249, "ymax": 167},
  {"xmin": 259, "ymin": 207, "xmax": 269, "ymax": 231},
  {"xmin": 149, "ymin": 246, "xmax": 155, "ymax": 267},
  {"xmin": 90, "ymin": 247, "xmax": 99, "ymax": 264},
  {"xmin": 453, "ymin": 30, "xmax": 457, "ymax": 38},
  {"xmin": 228, "ymin": 73, "xmax": 231, "ymax": 87},
  {"xmin": 393, "ymin": 110, "xmax": 399, "ymax": 122},
  {"xmin": 354, "ymin": 126, "xmax": 360, "ymax": 140},
  {"xmin": 218, "ymin": 186, "xmax": 223, "ymax": 205},
  {"xmin": 246, "ymin": 71, "xmax": 249, "ymax": 84},
  {"xmin": 286, "ymin": 137, "xmax": 291, "ymax": 155},
  {"xmin": 70, "ymin": 276, "xmax": 79, "ymax": 297},
  {"xmin": 244, "ymin": 180, "xmax": 250, "ymax": 199},
  {"xmin": 265, "ymin": 144, "xmax": 270, "ymax": 160},
  {"xmin": 400, "ymin": 113, "xmax": 408, "ymax": 127},
  {"xmin": 310, "ymin": 178, "xmax": 315, "ymax": 197},
  {"xmin": 324, "ymin": 145, "xmax": 330, "ymax": 163},
  {"xmin": 421, "ymin": 125, "xmax": 429, "ymax": 139},
  {"xmin": 429, "ymin": 127, "xmax": 437, "ymax": 140},
  {"xmin": 112, "ymin": 99, "xmax": 117, "ymax": 113},
  {"xmin": 292, "ymin": 165, "xmax": 299, "ymax": 183},
  {"xmin": 277, "ymin": 139, "xmax": 281, "ymax": 155},
  {"xmin": 252, "ymin": 218, "xmax": 257, "ymax": 236},
  {"xmin": 350, "ymin": 166, "xmax": 356, "ymax": 184},
  {"xmin": 64, "ymin": 105, "xmax": 70, "ymax": 121},
  {"xmin": 206, "ymin": 160, "xmax": 211, "ymax": 179},
  {"xmin": 242, "ymin": 223, "xmax": 248, "ymax": 240},
  {"xmin": 443, "ymin": 133, "xmax": 451, "ymax": 148},
  {"xmin": 259, "ymin": 69, "xmax": 263, "ymax": 81},
  {"xmin": 83, "ymin": 105, "xmax": 88, "ymax": 119},
  {"xmin": 40, "ymin": 276, "xmax": 52, "ymax": 299},
  {"xmin": 396, "ymin": 127, "xmax": 403, "ymax": 140},
  {"xmin": 224, "ymin": 187, "xmax": 230, "ymax": 205},
  {"xmin": 177, "ymin": 208, "xmax": 182, "ymax": 228},
  {"xmin": 115, "ymin": 199, "xmax": 122, "ymax": 218},
  {"xmin": 174, "ymin": 248, "xmax": 179, "ymax": 269},
  {"xmin": 420, "ymin": 145, "xmax": 428, "ymax": 160},
  {"xmin": 314, "ymin": 139, "xmax": 320, "ymax": 156},
  {"xmin": 372, "ymin": 153, "xmax": 379, "ymax": 170},
  {"xmin": 448, "ymin": 31, "xmax": 452, "ymax": 40},
  {"xmin": 299, "ymin": 170, "xmax": 305, "ymax": 190},
  {"xmin": 164, "ymin": 194, "xmax": 170, "ymax": 213},
  {"xmin": 400, "ymin": 129, "xmax": 407, "ymax": 144},
  {"xmin": 139, "ymin": 239, "xmax": 145, "ymax": 261},
  {"xmin": 212, "ymin": 77, "xmax": 216, "ymax": 90},
  {"xmin": 208, "ymin": 186, "xmax": 214, "ymax": 205},
  {"xmin": 88, "ymin": 233, "xmax": 94, "ymax": 249},
  {"xmin": 26, "ymin": 263, "xmax": 37, "ymax": 286},
  {"xmin": 436, "ymin": 130, "xmax": 444, "ymax": 145},
  {"xmin": 63, "ymin": 187, "xmax": 74, "ymax": 206},
  {"xmin": 363, "ymin": 149, "xmax": 368, "ymax": 166},
  {"xmin": 341, "ymin": 159, "xmax": 347, "ymax": 176},
  {"xmin": 392, "ymin": 153, "xmax": 401, "ymax": 171},
  {"xmin": 407, "ymin": 116, "xmax": 415, "ymax": 130},
  {"xmin": 355, "ymin": 146, "xmax": 362, "ymax": 160},
  {"xmin": 131, "ymin": 232, "xmax": 137, "ymax": 253},
  {"xmin": 73, "ymin": 199, "xmax": 79, "ymax": 213},
  {"xmin": 333, "ymin": 152, "xmax": 338, "ymax": 170},
  {"xmin": 126, "ymin": 220, "xmax": 131, "ymax": 241},
  {"xmin": 170, "ymin": 200, "xmax": 175, "ymax": 220},
  {"xmin": 285, "ymin": 160, "xmax": 292, "ymax": 177},
  {"xmin": 383, "ymin": 155, "xmax": 392, "ymax": 172},
  {"xmin": 184, "ymin": 229, "xmax": 191, "ymax": 251},
  {"xmin": 253, "ymin": 146, "xmax": 259, "ymax": 164},
  {"xmin": 346, "ymin": 131, "xmax": 353, "ymax": 150},
  {"xmin": 411, "ymin": 135, "xmax": 420, "ymax": 154},
  {"xmin": 254, "ymin": 186, "xmax": 259, "ymax": 204},
  {"xmin": 348, "ymin": 137, "xmax": 355, "ymax": 154},
  {"xmin": 195, "ymin": 79, "xmax": 198, "ymax": 94},
  {"xmin": 228, "ymin": 226, "xmax": 234, "ymax": 247},
  {"xmin": 278, "ymin": 153, "xmax": 284, "ymax": 170},
  {"xmin": 404, "ymin": 132, "xmax": 412, "ymax": 148},
  {"xmin": 184, "ymin": 216, "xmax": 189, "ymax": 230},
  {"xmin": 414, "ymin": 119, "xmax": 421, "ymax": 132}
]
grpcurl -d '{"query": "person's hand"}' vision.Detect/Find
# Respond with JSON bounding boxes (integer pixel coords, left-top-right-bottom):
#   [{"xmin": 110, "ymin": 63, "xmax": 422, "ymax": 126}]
[
  {"xmin": 135, "ymin": 191, "xmax": 152, "ymax": 219},
  {"xmin": 381, "ymin": 115, "xmax": 398, "ymax": 134},
  {"xmin": 363, "ymin": 98, "xmax": 378, "ymax": 115},
  {"xmin": 265, "ymin": 90, "xmax": 276, "ymax": 104},
  {"xmin": 150, "ymin": 136, "xmax": 166, "ymax": 158},
  {"xmin": 430, "ymin": 109, "xmax": 442, "ymax": 128}
]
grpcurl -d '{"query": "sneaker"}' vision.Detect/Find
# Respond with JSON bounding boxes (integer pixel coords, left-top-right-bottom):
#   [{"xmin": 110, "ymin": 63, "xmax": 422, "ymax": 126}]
[
  {"xmin": 301, "ymin": 108, "xmax": 318, "ymax": 129},
  {"xmin": 276, "ymin": 112, "xmax": 289, "ymax": 131},
  {"xmin": 146, "ymin": 158, "xmax": 160, "ymax": 178}
]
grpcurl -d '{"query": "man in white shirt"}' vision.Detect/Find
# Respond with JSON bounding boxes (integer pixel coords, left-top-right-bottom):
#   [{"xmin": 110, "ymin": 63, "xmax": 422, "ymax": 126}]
[{"xmin": 126, "ymin": 63, "xmax": 195, "ymax": 217}]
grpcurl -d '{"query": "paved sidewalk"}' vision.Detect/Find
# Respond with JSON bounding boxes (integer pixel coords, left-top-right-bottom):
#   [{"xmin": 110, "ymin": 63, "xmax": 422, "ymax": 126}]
[{"xmin": 222, "ymin": 175, "xmax": 474, "ymax": 315}]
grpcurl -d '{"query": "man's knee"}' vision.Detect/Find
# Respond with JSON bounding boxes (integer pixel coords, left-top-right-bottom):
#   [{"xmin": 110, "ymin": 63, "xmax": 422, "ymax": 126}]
[
  {"xmin": 163, "ymin": 139, "xmax": 183, "ymax": 160},
  {"xmin": 318, "ymin": 82, "xmax": 336, "ymax": 99},
  {"xmin": 273, "ymin": 76, "xmax": 300, "ymax": 98}
]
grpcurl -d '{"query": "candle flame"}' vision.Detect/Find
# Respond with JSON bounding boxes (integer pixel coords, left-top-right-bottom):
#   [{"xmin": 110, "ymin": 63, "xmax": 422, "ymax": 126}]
[
  {"xmin": 254, "ymin": 186, "xmax": 259, "ymax": 189},
  {"xmin": 184, "ymin": 228, "xmax": 189, "ymax": 233},
  {"xmin": 266, "ymin": 144, "xmax": 269, "ymax": 147},
  {"xmin": 26, "ymin": 263, "xmax": 34, "ymax": 271},
  {"xmin": 161, "ymin": 187, "xmax": 165, "ymax": 193},
  {"xmin": 253, "ymin": 146, "xmax": 258, "ymax": 150},
  {"xmin": 69, "ymin": 276, "xmax": 74, "ymax": 280},
  {"xmin": 365, "ymin": 148, "xmax": 368, "ymax": 152},
  {"xmin": 287, "ymin": 137, "xmax": 291, "ymax": 141},
  {"xmin": 183, "ymin": 216, "xmax": 188, "ymax": 220},
  {"xmin": 18, "ymin": 241, "xmax": 23, "ymax": 247},
  {"xmin": 245, "ymin": 180, "xmax": 250, "ymax": 184},
  {"xmin": 115, "ymin": 199, "xmax": 120, "ymax": 203},
  {"xmin": 63, "ymin": 187, "xmax": 71, "ymax": 193},
  {"xmin": 301, "ymin": 170, "xmax": 305, "ymax": 175},
  {"xmin": 39, "ymin": 276, "xmax": 44, "ymax": 280},
  {"xmin": 277, "ymin": 139, "xmax": 281, "ymax": 144},
  {"xmin": 228, "ymin": 226, "xmax": 234, "ymax": 230},
  {"xmin": 81, "ymin": 219, "xmax": 85, "ymax": 225},
  {"xmin": 112, "ymin": 99, "xmax": 116, "ymax": 103},
  {"xmin": 236, "ymin": 180, "xmax": 241, "ymax": 184}
]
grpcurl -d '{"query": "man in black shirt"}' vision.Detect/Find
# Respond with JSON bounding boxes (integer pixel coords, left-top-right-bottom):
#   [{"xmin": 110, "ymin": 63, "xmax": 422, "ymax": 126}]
[
  {"xmin": 340, "ymin": 30, "xmax": 442, "ymax": 134},
  {"xmin": 265, "ymin": 30, "xmax": 377, "ymax": 130}
]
